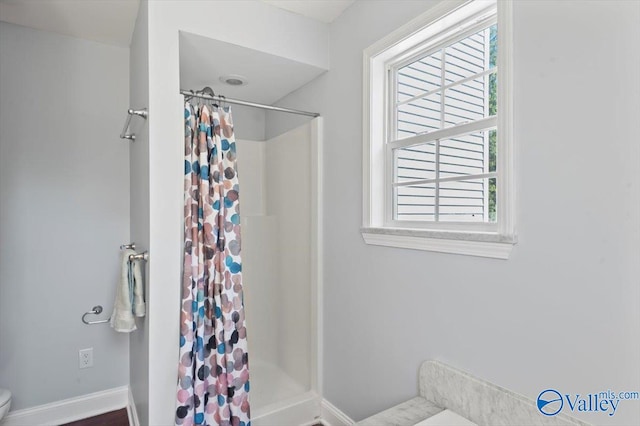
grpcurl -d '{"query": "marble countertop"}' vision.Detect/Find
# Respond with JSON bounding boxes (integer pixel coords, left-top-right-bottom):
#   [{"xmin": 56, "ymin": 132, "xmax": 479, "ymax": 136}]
[{"xmin": 357, "ymin": 361, "xmax": 590, "ymax": 426}]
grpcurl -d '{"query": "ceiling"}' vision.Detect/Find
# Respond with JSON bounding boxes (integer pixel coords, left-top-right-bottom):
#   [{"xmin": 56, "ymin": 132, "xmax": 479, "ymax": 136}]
[
  {"xmin": 0, "ymin": 0, "xmax": 140, "ymax": 47},
  {"xmin": 0, "ymin": 0, "xmax": 335, "ymax": 106},
  {"xmin": 179, "ymin": 31, "xmax": 326, "ymax": 105},
  {"xmin": 0, "ymin": 0, "xmax": 355, "ymax": 47},
  {"xmin": 262, "ymin": 0, "xmax": 355, "ymax": 23}
]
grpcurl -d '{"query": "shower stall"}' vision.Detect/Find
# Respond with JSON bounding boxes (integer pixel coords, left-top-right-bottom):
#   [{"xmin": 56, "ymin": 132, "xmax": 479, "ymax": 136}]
[
  {"xmin": 177, "ymin": 33, "xmax": 323, "ymax": 425},
  {"xmin": 175, "ymin": 100, "xmax": 322, "ymax": 425},
  {"xmin": 238, "ymin": 119, "xmax": 322, "ymax": 424}
]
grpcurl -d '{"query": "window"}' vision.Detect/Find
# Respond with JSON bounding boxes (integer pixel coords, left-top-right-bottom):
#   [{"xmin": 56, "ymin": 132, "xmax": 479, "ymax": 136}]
[{"xmin": 362, "ymin": 0, "xmax": 515, "ymax": 259}]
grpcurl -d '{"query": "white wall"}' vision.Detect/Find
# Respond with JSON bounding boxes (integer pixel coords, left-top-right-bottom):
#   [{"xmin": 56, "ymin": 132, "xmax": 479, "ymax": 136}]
[
  {"xmin": 236, "ymin": 140, "xmax": 267, "ymax": 216},
  {"xmin": 225, "ymin": 106, "xmax": 266, "ymax": 142},
  {"xmin": 237, "ymin": 139, "xmax": 278, "ymax": 368},
  {"xmin": 240, "ymin": 125, "xmax": 314, "ymax": 413},
  {"xmin": 143, "ymin": 2, "xmax": 329, "ymax": 423},
  {"xmin": 265, "ymin": 125, "xmax": 312, "ymax": 389},
  {"xmin": 0, "ymin": 22, "xmax": 130, "ymax": 410},
  {"xmin": 128, "ymin": 1, "xmax": 150, "ymax": 425},
  {"xmin": 267, "ymin": 1, "xmax": 640, "ymax": 426}
]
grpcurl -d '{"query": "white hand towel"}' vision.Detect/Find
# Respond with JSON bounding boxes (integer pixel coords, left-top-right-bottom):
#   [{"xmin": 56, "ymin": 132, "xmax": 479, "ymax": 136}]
[
  {"xmin": 110, "ymin": 249, "xmax": 137, "ymax": 332},
  {"xmin": 131, "ymin": 256, "xmax": 145, "ymax": 317}
]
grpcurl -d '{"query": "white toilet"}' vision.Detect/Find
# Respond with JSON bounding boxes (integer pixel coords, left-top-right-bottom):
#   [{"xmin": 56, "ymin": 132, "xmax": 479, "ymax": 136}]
[{"xmin": 0, "ymin": 389, "xmax": 11, "ymax": 423}]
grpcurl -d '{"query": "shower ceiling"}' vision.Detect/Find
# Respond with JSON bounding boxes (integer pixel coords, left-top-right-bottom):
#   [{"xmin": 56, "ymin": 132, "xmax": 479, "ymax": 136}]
[{"xmin": 179, "ymin": 31, "xmax": 327, "ymax": 105}]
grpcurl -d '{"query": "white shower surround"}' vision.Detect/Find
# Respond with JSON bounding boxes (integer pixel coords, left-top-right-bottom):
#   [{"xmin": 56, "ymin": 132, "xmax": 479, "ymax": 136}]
[{"xmin": 238, "ymin": 118, "xmax": 324, "ymax": 425}]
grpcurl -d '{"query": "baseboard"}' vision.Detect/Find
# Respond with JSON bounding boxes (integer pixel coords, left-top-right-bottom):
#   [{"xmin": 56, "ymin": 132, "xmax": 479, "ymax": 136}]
[
  {"xmin": 321, "ymin": 399, "xmax": 356, "ymax": 426},
  {"xmin": 4, "ymin": 386, "xmax": 128, "ymax": 426},
  {"xmin": 127, "ymin": 387, "xmax": 140, "ymax": 426},
  {"xmin": 3, "ymin": 388, "xmax": 353, "ymax": 426}
]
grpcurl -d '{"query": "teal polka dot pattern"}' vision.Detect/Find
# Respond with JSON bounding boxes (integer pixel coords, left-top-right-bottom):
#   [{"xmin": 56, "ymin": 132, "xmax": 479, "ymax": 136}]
[{"xmin": 176, "ymin": 103, "xmax": 250, "ymax": 426}]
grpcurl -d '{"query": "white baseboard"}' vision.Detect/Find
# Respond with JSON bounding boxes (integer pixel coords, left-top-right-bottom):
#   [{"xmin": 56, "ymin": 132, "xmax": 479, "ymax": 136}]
[
  {"xmin": 321, "ymin": 399, "xmax": 356, "ymax": 426},
  {"xmin": 3, "ymin": 388, "xmax": 354, "ymax": 426},
  {"xmin": 4, "ymin": 386, "xmax": 128, "ymax": 426},
  {"xmin": 127, "ymin": 387, "xmax": 140, "ymax": 426}
]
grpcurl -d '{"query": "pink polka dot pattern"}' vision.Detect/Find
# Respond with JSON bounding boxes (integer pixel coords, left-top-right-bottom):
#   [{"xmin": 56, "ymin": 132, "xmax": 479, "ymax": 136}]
[{"xmin": 176, "ymin": 103, "xmax": 250, "ymax": 426}]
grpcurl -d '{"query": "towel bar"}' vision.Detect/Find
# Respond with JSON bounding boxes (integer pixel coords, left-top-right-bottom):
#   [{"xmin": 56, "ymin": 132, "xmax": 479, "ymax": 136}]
[
  {"xmin": 81, "ymin": 248, "xmax": 147, "ymax": 326},
  {"xmin": 121, "ymin": 243, "xmax": 147, "ymax": 262},
  {"xmin": 129, "ymin": 251, "xmax": 148, "ymax": 262},
  {"xmin": 82, "ymin": 305, "xmax": 110, "ymax": 325}
]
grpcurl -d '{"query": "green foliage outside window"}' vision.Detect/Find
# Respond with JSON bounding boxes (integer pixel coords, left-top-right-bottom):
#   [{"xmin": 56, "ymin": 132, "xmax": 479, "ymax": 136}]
[{"xmin": 488, "ymin": 24, "xmax": 497, "ymax": 222}]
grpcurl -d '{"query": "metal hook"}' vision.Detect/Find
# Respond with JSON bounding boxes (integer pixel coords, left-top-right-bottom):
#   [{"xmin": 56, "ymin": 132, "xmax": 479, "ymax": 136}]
[
  {"xmin": 201, "ymin": 86, "xmax": 215, "ymax": 97},
  {"xmin": 82, "ymin": 305, "xmax": 110, "ymax": 325},
  {"xmin": 198, "ymin": 86, "xmax": 218, "ymax": 109}
]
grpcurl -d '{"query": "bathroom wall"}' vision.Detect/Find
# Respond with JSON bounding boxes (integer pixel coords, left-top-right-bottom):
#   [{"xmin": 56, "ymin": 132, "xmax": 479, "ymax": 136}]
[
  {"xmin": 236, "ymin": 140, "xmax": 276, "ymax": 367},
  {"xmin": 265, "ymin": 125, "xmax": 312, "ymax": 390},
  {"xmin": 128, "ymin": 1, "xmax": 150, "ymax": 425},
  {"xmin": 239, "ymin": 124, "xmax": 315, "ymax": 414},
  {"xmin": 229, "ymin": 107, "xmax": 266, "ymax": 142},
  {"xmin": 266, "ymin": 1, "xmax": 640, "ymax": 426},
  {"xmin": 0, "ymin": 22, "xmax": 130, "ymax": 410}
]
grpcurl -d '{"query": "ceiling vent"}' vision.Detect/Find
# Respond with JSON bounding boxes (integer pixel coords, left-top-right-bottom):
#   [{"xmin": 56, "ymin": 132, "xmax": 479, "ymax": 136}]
[{"xmin": 219, "ymin": 74, "xmax": 248, "ymax": 86}]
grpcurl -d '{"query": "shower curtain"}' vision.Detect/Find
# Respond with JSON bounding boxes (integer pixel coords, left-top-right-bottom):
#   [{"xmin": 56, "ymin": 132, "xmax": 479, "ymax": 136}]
[{"xmin": 176, "ymin": 103, "xmax": 250, "ymax": 426}]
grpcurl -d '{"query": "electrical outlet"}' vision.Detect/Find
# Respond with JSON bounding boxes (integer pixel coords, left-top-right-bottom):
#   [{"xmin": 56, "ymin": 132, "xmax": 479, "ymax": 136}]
[{"xmin": 79, "ymin": 348, "xmax": 93, "ymax": 369}]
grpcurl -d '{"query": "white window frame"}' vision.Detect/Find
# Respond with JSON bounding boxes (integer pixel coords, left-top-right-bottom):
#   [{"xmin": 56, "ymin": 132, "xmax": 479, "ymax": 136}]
[{"xmin": 362, "ymin": 0, "xmax": 515, "ymax": 259}]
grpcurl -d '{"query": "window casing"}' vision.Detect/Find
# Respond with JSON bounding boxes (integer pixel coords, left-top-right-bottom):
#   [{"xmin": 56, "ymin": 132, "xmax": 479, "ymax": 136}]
[{"xmin": 362, "ymin": 0, "xmax": 515, "ymax": 258}]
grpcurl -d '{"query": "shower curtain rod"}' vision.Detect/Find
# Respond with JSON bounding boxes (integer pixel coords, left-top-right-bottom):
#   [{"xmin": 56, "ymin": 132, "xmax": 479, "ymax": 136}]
[{"xmin": 180, "ymin": 89, "xmax": 320, "ymax": 118}]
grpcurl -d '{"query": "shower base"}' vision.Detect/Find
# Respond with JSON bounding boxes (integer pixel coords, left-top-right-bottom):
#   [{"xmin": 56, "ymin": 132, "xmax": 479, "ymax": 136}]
[
  {"xmin": 251, "ymin": 358, "xmax": 307, "ymax": 410},
  {"xmin": 251, "ymin": 358, "xmax": 321, "ymax": 426}
]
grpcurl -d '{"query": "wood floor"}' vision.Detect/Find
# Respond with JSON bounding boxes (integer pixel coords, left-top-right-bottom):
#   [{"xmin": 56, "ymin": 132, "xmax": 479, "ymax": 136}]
[
  {"xmin": 58, "ymin": 409, "xmax": 321, "ymax": 426},
  {"xmin": 60, "ymin": 408, "xmax": 129, "ymax": 426}
]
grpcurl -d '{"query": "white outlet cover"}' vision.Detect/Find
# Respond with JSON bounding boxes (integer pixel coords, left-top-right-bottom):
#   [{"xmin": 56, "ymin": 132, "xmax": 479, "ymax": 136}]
[{"xmin": 79, "ymin": 348, "xmax": 93, "ymax": 369}]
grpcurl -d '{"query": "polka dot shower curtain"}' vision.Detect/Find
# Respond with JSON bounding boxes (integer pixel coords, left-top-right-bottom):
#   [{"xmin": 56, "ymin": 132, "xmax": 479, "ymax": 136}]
[{"xmin": 176, "ymin": 102, "xmax": 250, "ymax": 426}]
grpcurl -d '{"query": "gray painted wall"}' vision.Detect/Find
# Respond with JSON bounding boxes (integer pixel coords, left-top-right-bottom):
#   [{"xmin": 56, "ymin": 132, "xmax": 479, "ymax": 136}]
[
  {"xmin": 0, "ymin": 22, "xmax": 130, "ymax": 410},
  {"xmin": 267, "ymin": 1, "xmax": 640, "ymax": 426},
  {"xmin": 128, "ymin": 1, "xmax": 150, "ymax": 425},
  {"xmin": 224, "ymin": 105, "xmax": 266, "ymax": 142}
]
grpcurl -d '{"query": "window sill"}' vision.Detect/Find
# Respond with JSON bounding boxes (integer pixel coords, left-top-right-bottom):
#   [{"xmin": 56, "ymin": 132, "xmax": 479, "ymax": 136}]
[{"xmin": 361, "ymin": 227, "xmax": 516, "ymax": 259}]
